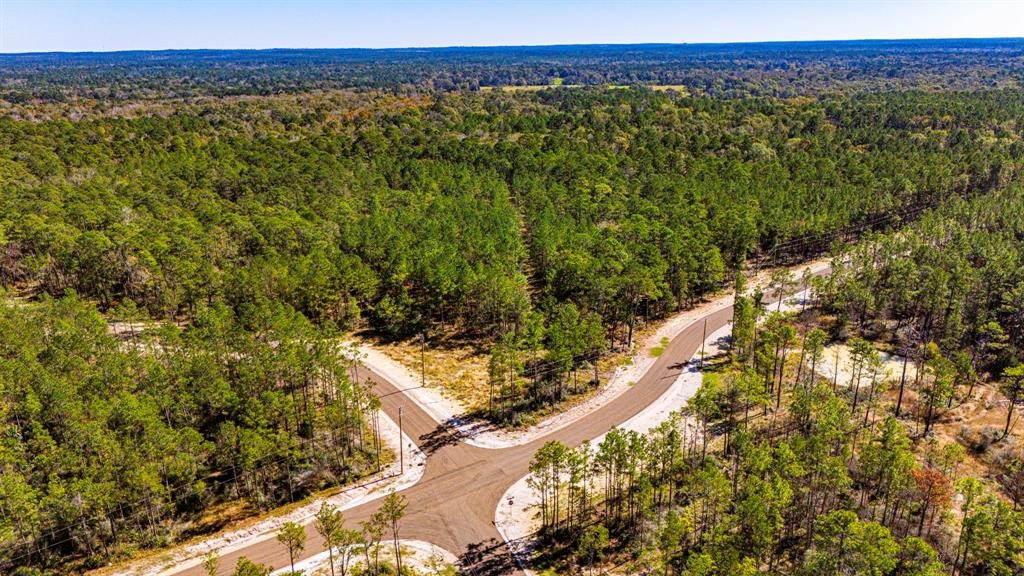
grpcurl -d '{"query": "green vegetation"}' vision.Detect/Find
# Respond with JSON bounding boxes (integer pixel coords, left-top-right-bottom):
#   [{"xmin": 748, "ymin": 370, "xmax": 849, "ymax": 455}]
[
  {"xmin": 0, "ymin": 295, "xmax": 380, "ymax": 571},
  {"xmin": 651, "ymin": 337, "xmax": 671, "ymax": 358},
  {"xmin": 5, "ymin": 87, "xmax": 1021, "ymax": 345},
  {"xmin": 527, "ymin": 189, "xmax": 1024, "ymax": 576},
  {"xmin": 276, "ymin": 521, "xmax": 306, "ymax": 575},
  {"xmin": 817, "ymin": 188, "xmax": 1024, "ymax": 412},
  {"xmin": 3, "ymin": 39, "xmax": 1023, "ymax": 99},
  {"xmin": 3, "ymin": 41, "xmax": 1024, "ymax": 574},
  {"xmin": 4, "ymin": 85, "xmax": 1016, "ymax": 429}
]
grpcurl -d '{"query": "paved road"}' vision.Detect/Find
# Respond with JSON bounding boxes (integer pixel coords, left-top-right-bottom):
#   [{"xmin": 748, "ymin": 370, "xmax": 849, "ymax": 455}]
[{"xmin": 180, "ymin": 301, "xmax": 741, "ymax": 576}]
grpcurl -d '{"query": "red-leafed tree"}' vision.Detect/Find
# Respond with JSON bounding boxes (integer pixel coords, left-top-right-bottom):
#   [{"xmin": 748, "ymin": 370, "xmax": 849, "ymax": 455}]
[{"xmin": 913, "ymin": 468, "xmax": 953, "ymax": 537}]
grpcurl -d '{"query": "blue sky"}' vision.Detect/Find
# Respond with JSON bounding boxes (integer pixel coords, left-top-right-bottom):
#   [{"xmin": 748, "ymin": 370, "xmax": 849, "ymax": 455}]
[{"xmin": 1, "ymin": 0, "xmax": 1022, "ymax": 53}]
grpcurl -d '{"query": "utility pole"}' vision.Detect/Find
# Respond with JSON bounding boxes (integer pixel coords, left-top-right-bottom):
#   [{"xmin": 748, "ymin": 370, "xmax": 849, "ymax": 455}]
[
  {"xmin": 700, "ymin": 318, "xmax": 707, "ymax": 370},
  {"xmin": 420, "ymin": 332, "xmax": 426, "ymax": 387},
  {"xmin": 373, "ymin": 411, "xmax": 381, "ymax": 472},
  {"xmin": 398, "ymin": 406, "xmax": 404, "ymax": 473}
]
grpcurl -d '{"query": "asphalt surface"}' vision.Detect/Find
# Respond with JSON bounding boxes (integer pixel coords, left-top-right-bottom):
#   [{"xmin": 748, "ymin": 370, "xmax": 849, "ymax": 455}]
[{"xmin": 175, "ymin": 302, "xmax": 739, "ymax": 576}]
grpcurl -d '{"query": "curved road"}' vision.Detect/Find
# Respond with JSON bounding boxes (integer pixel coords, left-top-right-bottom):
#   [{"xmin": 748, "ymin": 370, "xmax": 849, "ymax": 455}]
[{"xmin": 179, "ymin": 300, "xmax": 743, "ymax": 575}]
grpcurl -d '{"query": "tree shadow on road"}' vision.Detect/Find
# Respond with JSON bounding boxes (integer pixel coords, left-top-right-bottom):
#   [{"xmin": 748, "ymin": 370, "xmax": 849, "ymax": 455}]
[
  {"xmin": 666, "ymin": 336, "xmax": 733, "ymax": 375},
  {"xmin": 417, "ymin": 421, "xmax": 464, "ymax": 455},
  {"xmin": 459, "ymin": 537, "xmax": 519, "ymax": 576}
]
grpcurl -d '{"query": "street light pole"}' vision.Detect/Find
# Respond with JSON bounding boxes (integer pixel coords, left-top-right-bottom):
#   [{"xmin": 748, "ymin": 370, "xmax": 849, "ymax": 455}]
[
  {"xmin": 700, "ymin": 318, "xmax": 707, "ymax": 370},
  {"xmin": 398, "ymin": 406, "xmax": 404, "ymax": 473}
]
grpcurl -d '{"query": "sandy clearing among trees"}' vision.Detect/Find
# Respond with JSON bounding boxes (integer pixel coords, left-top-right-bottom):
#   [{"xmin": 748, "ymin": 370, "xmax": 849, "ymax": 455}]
[
  {"xmin": 270, "ymin": 539, "xmax": 459, "ymax": 576},
  {"xmin": 490, "ymin": 258, "xmax": 830, "ymax": 569},
  {"xmin": 816, "ymin": 342, "xmax": 918, "ymax": 390}
]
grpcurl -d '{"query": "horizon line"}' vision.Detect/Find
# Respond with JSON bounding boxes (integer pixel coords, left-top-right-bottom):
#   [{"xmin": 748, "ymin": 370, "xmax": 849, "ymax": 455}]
[{"xmin": 3, "ymin": 35, "xmax": 1023, "ymax": 58}]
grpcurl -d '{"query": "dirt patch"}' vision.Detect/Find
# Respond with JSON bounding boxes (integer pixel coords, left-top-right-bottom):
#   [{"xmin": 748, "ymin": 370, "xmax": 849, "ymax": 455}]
[
  {"xmin": 810, "ymin": 339, "xmax": 1019, "ymax": 505},
  {"xmin": 353, "ymin": 258, "xmax": 831, "ymax": 450}
]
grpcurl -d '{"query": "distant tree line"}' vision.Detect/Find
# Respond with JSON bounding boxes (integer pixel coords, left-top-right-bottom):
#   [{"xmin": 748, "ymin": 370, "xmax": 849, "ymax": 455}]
[{"xmin": 3, "ymin": 39, "xmax": 1024, "ymax": 100}]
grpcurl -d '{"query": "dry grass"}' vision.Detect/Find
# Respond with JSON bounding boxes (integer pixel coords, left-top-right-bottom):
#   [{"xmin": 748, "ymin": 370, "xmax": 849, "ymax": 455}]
[
  {"xmin": 816, "ymin": 331, "xmax": 1018, "ymax": 502},
  {"xmin": 368, "ymin": 330, "xmax": 629, "ymax": 422},
  {"xmin": 373, "ymin": 334, "xmax": 494, "ymax": 411},
  {"xmin": 650, "ymin": 84, "xmax": 691, "ymax": 94},
  {"xmin": 178, "ymin": 500, "xmax": 258, "ymax": 540},
  {"xmin": 366, "ymin": 258, "xmax": 826, "ymax": 422}
]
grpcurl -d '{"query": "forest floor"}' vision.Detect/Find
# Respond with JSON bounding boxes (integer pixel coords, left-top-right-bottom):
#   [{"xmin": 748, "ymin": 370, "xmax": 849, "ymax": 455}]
[
  {"xmin": 94, "ymin": 409, "xmax": 424, "ymax": 576},
  {"xmin": 494, "ymin": 281, "xmax": 1022, "ymax": 576},
  {"xmin": 816, "ymin": 341, "xmax": 919, "ymax": 391},
  {"xmin": 88, "ymin": 257, "xmax": 828, "ymax": 575},
  {"xmin": 352, "ymin": 335, "xmax": 493, "ymax": 414},
  {"xmin": 813, "ymin": 328, "xmax": 1019, "ymax": 513}
]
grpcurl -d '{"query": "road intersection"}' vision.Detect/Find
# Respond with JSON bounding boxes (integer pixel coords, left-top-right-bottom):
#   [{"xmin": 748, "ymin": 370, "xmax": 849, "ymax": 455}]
[
  {"xmin": 165, "ymin": 300, "xmax": 735, "ymax": 576},
  {"xmin": 166, "ymin": 257, "xmax": 831, "ymax": 576}
]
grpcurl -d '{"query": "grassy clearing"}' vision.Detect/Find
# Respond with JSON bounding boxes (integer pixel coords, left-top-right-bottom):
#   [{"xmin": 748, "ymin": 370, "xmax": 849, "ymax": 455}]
[
  {"xmin": 649, "ymin": 336, "xmax": 671, "ymax": 357},
  {"xmin": 368, "ymin": 331, "xmax": 625, "ymax": 423},
  {"xmin": 650, "ymin": 84, "xmax": 691, "ymax": 94}
]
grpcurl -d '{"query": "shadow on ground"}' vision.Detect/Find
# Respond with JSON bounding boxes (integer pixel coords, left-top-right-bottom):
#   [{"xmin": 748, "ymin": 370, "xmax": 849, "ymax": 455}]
[
  {"xmin": 417, "ymin": 421, "xmax": 465, "ymax": 455},
  {"xmin": 459, "ymin": 537, "xmax": 519, "ymax": 576}
]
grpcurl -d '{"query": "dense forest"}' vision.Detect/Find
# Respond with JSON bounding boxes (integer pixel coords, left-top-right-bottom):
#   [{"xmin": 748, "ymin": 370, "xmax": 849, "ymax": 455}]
[
  {"xmin": 4, "ymin": 86, "xmax": 1023, "ymax": 427},
  {"xmin": 527, "ymin": 188, "xmax": 1024, "ymax": 576},
  {"xmin": 2, "ymin": 40, "xmax": 1024, "ymax": 574},
  {"xmin": 4, "ymin": 88, "xmax": 1022, "ymax": 338},
  {"xmin": 0, "ymin": 295, "xmax": 382, "ymax": 571}
]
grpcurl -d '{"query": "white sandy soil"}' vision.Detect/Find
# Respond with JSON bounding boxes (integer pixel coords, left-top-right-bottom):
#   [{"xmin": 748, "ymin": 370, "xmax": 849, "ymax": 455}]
[
  {"xmin": 344, "ymin": 342, "xmax": 466, "ymax": 429},
  {"xmin": 111, "ymin": 259, "xmax": 828, "ymax": 575},
  {"xmin": 272, "ymin": 539, "xmax": 459, "ymax": 576},
  {"xmin": 495, "ymin": 473, "xmax": 541, "ymax": 576},
  {"xmin": 613, "ymin": 324, "xmax": 732, "ymax": 437},
  {"xmin": 492, "ymin": 260, "xmax": 829, "ymax": 566},
  {"xmin": 816, "ymin": 342, "xmax": 917, "ymax": 390}
]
